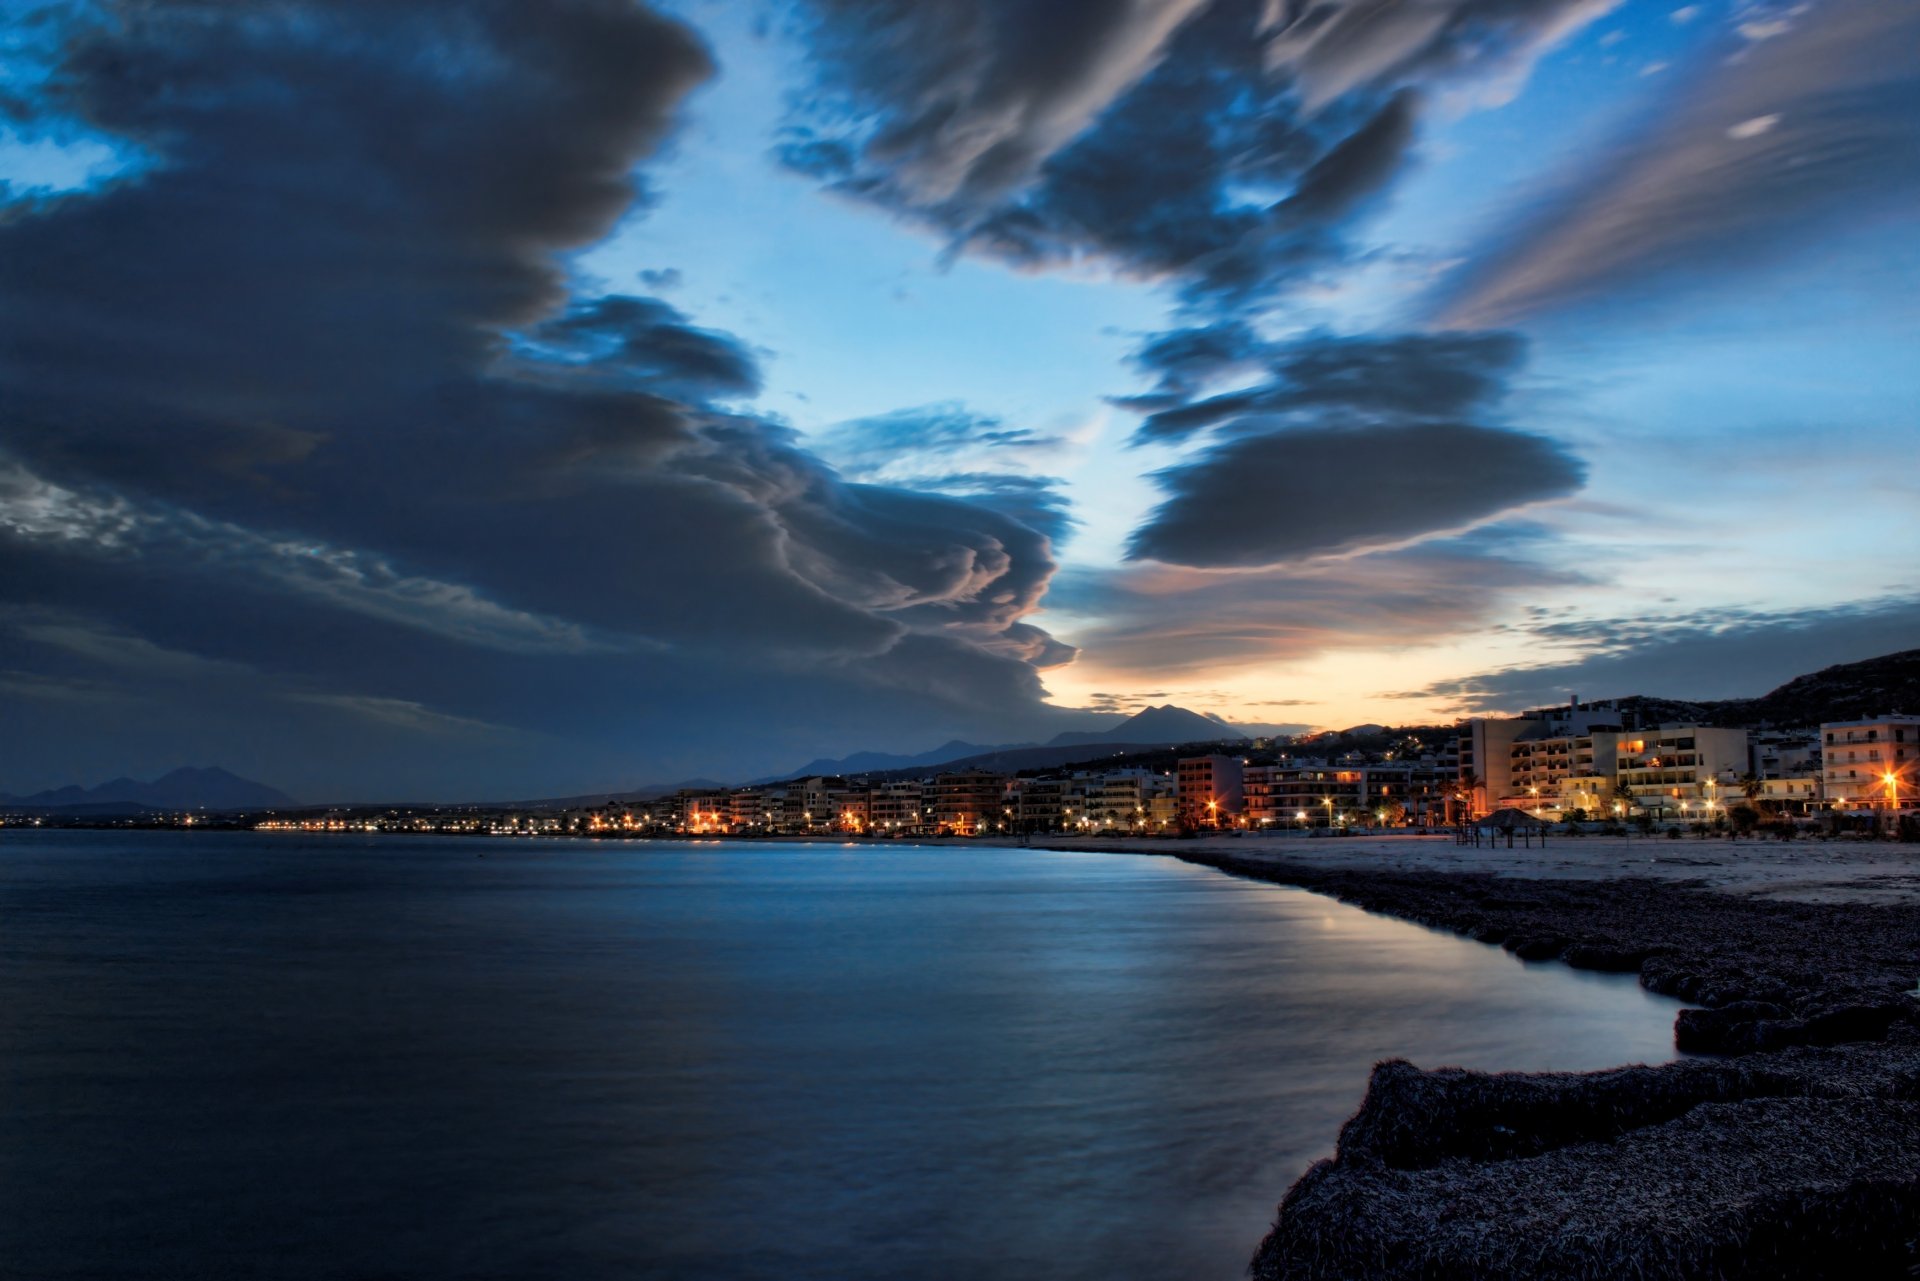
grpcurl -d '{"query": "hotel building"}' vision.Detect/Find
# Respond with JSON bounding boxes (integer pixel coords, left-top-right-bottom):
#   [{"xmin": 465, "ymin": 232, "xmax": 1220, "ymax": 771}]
[
  {"xmin": 1822, "ymin": 716, "xmax": 1918, "ymax": 811},
  {"xmin": 1176, "ymin": 755, "xmax": 1244, "ymax": 828}
]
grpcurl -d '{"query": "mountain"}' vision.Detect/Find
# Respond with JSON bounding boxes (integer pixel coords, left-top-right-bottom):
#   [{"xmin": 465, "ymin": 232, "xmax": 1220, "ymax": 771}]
[
  {"xmin": 500, "ymin": 778, "xmax": 729, "ymax": 808},
  {"xmin": 762, "ymin": 705, "xmax": 1245, "ymax": 785},
  {"xmin": 1045, "ymin": 704, "xmax": 1245, "ymax": 749},
  {"xmin": 756, "ymin": 740, "xmax": 1015, "ymax": 784},
  {"xmin": 1596, "ymin": 648, "xmax": 1920, "ymax": 729},
  {"xmin": 5, "ymin": 767, "xmax": 297, "ymax": 812}
]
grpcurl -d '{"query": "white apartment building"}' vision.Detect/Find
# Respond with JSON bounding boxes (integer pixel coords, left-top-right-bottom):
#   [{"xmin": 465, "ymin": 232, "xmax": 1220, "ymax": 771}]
[
  {"xmin": 1085, "ymin": 769, "xmax": 1172, "ymax": 829},
  {"xmin": 1459, "ymin": 701, "xmax": 1627, "ymax": 817},
  {"xmin": 1614, "ymin": 726, "xmax": 1750, "ymax": 819},
  {"xmin": 1822, "ymin": 716, "xmax": 1919, "ymax": 810}
]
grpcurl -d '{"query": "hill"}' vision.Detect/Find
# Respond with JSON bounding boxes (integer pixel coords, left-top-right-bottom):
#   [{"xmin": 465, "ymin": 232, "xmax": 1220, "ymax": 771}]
[
  {"xmin": 1596, "ymin": 648, "xmax": 1920, "ymax": 729},
  {"xmin": 4, "ymin": 767, "xmax": 297, "ymax": 812}
]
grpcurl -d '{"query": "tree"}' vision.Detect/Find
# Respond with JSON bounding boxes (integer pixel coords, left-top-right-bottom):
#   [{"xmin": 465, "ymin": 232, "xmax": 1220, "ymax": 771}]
[
  {"xmin": 1730, "ymin": 804, "xmax": 1760, "ymax": 835},
  {"xmin": 1454, "ymin": 773, "xmax": 1484, "ymax": 822},
  {"xmin": 1612, "ymin": 780, "xmax": 1638, "ymax": 817},
  {"xmin": 1738, "ymin": 773, "xmax": 1764, "ymax": 806}
]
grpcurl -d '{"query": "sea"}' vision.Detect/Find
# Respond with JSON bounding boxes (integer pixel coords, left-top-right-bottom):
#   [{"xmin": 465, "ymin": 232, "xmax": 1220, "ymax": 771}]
[{"xmin": 0, "ymin": 831, "xmax": 1680, "ymax": 1280}]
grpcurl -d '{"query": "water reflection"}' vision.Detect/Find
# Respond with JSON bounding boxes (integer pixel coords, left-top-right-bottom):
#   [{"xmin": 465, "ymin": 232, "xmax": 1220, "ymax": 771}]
[{"xmin": 0, "ymin": 833, "xmax": 1679, "ymax": 1280}]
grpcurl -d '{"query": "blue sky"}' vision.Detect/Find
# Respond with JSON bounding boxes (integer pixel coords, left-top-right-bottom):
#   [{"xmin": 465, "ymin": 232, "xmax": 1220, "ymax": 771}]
[{"xmin": 0, "ymin": 0, "xmax": 1914, "ymax": 798}]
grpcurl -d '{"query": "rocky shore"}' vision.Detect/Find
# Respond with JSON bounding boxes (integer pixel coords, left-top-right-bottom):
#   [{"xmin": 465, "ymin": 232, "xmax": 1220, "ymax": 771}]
[{"xmin": 1149, "ymin": 846, "xmax": 1920, "ymax": 1278}]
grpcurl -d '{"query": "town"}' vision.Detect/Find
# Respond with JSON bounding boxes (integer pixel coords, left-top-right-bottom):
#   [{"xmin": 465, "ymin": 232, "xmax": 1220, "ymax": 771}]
[{"xmin": 251, "ymin": 706, "xmax": 1917, "ymax": 841}]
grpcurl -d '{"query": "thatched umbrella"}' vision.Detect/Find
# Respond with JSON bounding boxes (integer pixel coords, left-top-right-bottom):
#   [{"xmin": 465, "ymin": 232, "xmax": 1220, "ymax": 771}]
[{"xmin": 1473, "ymin": 807, "xmax": 1551, "ymax": 846}]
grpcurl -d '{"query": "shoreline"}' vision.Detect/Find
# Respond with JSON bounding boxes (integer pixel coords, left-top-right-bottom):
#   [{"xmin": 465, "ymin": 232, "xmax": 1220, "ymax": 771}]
[{"xmin": 1063, "ymin": 836, "xmax": 1920, "ymax": 1278}]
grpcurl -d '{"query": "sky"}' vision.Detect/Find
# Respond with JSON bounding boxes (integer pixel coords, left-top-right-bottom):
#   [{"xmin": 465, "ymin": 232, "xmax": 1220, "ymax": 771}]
[{"xmin": 0, "ymin": 0, "xmax": 1915, "ymax": 801}]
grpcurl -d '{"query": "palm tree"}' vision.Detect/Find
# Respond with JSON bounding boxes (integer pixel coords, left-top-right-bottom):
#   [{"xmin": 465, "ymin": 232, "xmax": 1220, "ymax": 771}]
[
  {"xmin": 1737, "ymin": 770, "xmax": 1774, "ymax": 816},
  {"xmin": 1453, "ymin": 773, "xmax": 1484, "ymax": 823},
  {"xmin": 1611, "ymin": 779, "xmax": 1638, "ymax": 817}
]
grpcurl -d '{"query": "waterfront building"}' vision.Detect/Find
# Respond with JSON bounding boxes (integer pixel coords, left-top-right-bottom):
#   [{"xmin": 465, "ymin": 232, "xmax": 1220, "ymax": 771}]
[
  {"xmin": 1749, "ymin": 730, "xmax": 1821, "ymax": 781},
  {"xmin": 867, "ymin": 780, "xmax": 929, "ymax": 834},
  {"xmin": 1821, "ymin": 715, "xmax": 1918, "ymax": 811},
  {"xmin": 1146, "ymin": 792, "xmax": 1178, "ymax": 830},
  {"xmin": 779, "ymin": 777, "xmax": 839, "ymax": 832},
  {"xmin": 681, "ymin": 789, "xmax": 730, "ymax": 833},
  {"xmin": 1242, "ymin": 764, "xmax": 1278, "ymax": 828},
  {"xmin": 1460, "ymin": 700, "xmax": 1628, "ymax": 817},
  {"xmin": 730, "ymin": 788, "xmax": 771, "ymax": 830},
  {"xmin": 1009, "ymin": 775, "xmax": 1091, "ymax": 832},
  {"xmin": 835, "ymin": 789, "xmax": 871, "ymax": 832},
  {"xmin": 1177, "ymin": 755, "xmax": 1244, "ymax": 828},
  {"xmin": 1086, "ymin": 769, "xmax": 1170, "ymax": 831},
  {"xmin": 1614, "ymin": 726, "xmax": 1750, "ymax": 820},
  {"xmin": 1756, "ymin": 776, "xmax": 1822, "ymax": 814},
  {"xmin": 932, "ymin": 771, "xmax": 1010, "ymax": 835}
]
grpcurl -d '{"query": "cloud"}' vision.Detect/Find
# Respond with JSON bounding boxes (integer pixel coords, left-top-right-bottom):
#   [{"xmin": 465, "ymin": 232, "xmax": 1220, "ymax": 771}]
[
  {"xmin": 1402, "ymin": 594, "xmax": 1920, "ymax": 712},
  {"xmin": 0, "ymin": 1, "xmax": 1093, "ymax": 796},
  {"xmin": 1128, "ymin": 419, "xmax": 1585, "ymax": 566},
  {"xmin": 1127, "ymin": 329, "xmax": 1525, "ymax": 442},
  {"xmin": 513, "ymin": 295, "xmax": 764, "ymax": 400},
  {"xmin": 1434, "ymin": 0, "xmax": 1920, "ymax": 325},
  {"xmin": 1118, "ymin": 328, "xmax": 1581, "ymax": 567},
  {"xmin": 817, "ymin": 402, "xmax": 1063, "ymax": 461},
  {"xmin": 814, "ymin": 403, "xmax": 1077, "ymax": 543},
  {"xmin": 1261, "ymin": 0, "xmax": 1622, "ymax": 112},
  {"xmin": 782, "ymin": 0, "xmax": 1612, "ymax": 306},
  {"xmin": 1053, "ymin": 528, "xmax": 1590, "ymax": 678},
  {"xmin": 782, "ymin": 0, "xmax": 1214, "ymax": 206}
]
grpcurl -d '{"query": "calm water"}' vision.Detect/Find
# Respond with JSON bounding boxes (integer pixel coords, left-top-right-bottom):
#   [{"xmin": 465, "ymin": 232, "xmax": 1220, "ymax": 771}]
[{"xmin": 0, "ymin": 831, "xmax": 1680, "ymax": 1280}]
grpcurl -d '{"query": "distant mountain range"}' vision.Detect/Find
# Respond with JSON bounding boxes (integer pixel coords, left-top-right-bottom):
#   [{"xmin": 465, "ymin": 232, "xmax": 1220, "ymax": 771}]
[
  {"xmin": 1598, "ymin": 648, "xmax": 1920, "ymax": 729},
  {"xmin": 762, "ymin": 704, "xmax": 1246, "ymax": 785},
  {"xmin": 0, "ymin": 767, "xmax": 297, "ymax": 813}
]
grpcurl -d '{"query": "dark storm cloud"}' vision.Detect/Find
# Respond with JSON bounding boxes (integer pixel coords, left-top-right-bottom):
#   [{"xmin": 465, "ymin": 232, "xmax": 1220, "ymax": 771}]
[
  {"xmin": 0, "ymin": 1, "xmax": 1090, "ymax": 796},
  {"xmin": 782, "ymin": 0, "xmax": 1615, "ymax": 304},
  {"xmin": 1435, "ymin": 0, "xmax": 1920, "ymax": 326},
  {"xmin": 1406, "ymin": 595, "xmax": 1920, "ymax": 713},
  {"xmin": 516, "ymin": 295, "xmax": 764, "ymax": 400},
  {"xmin": 1120, "ymin": 328, "xmax": 1579, "ymax": 567},
  {"xmin": 1127, "ymin": 420, "xmax": 1585, "ymax": 566}
]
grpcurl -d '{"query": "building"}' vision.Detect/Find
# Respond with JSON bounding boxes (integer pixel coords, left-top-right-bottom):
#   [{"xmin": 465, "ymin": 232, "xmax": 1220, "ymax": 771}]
[
  {"xmin": 730, "ymin": 788, "xmax": 772, "ymax": 830},
  {"xmin": 932, "ymin": 771, "xmax": 1009, "ymax": 835},
  {"xmin": 867, "ymin": 781, "xmax": 929, "ymax": 834},
  {"xmin": 1614, "ymin": 726, "xmax": 1749, "ymax": 820},
  {"xmin": 1749, "ymin": 730, "xmax": 1821, "ymax": 782},
  {"xmin": 1822, "ymin": 716, "xmax": 1918, "ymax": 811},
  {"xmin": 779, "ymin": 777, "xmax": 839, "ymax": 831},
  {"xmin": 1085, "ymin": 769, "xmax": 1170, "ymax": 830},
  {"xmin": 1460, "ymin": 700, "xmax": 1629, "ymax": 818},
  {"xmin": 834, "ymin": 789, "xmax": 871, "ymax": 833},
  {"xmin": 681, "ymin": 789, "xmax": 730, "ymax": 833},
  {"xmin": 1177, "ymin": 755, "xmax": 1244, "ymax": 828},
  {"xmin": 1009, "ymin": 775, "xmax": 1090, "ymax": 832}
]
